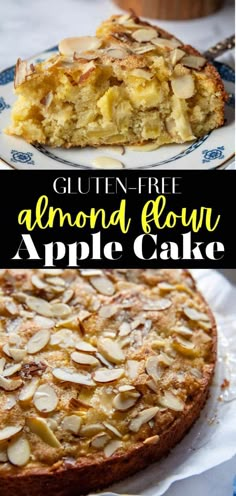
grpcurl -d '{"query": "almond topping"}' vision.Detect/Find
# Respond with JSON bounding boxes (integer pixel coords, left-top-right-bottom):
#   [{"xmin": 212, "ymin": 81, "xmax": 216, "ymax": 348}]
[
  {"xmin": 159, "ymin": 391, "xmax": 185, "ymax": 411},
  {"xmin": 27, "ymin": 417, "xmax": 61, "ymax": 448},
  {"xmin": 92, "ymin": 157, "xmax": 124, "ymax": 170},
  {"xmin": 103, "ymin": 422, "xmax": 122, "ymax": 438},
  {"xmin": 169, "ymin": 48, "xmax": 185, "ymax": 66},
  {"xmin": 50, "ymin": 303, "xmax": 71, "ymax": 318},
  {"xmin": 59, "ymin": 36, "xmax": 102, "ymax": 56},
  {"xmin": 80, "ymin": 423, "xmax": 104, "ymax": 437},
  {"xmin": 93, "ymin": 367, "xmax": 124, "ymax": 383},
  {"xmin": 2, "ymin": 363, "xmax": 21, "ymax": 377},
  {"xmin": 52, "ymin": 368, "xmax": 95, "ymax": 386},
  {"xmin": 31, "ymin": 274, "xmax": 47, "ymax": 290},
  {"xmin": 0, "ymin": 425, "xmax": 23, "ymax": 441},
  {"xmin": 171, "ymin": 74, "xmax": 195, "ymax": 99},
  {"xmin": 0, "ymin": 376, "xmax": 22, "ymax": 391},
  {"xmin": 27, "ymin": 329, "xmax": 50, "ymax": 354},
  {"xmin": 75, "ymin": 341, "xmax": 97, "ymax": 353},
  {"xmin": 113, "ymin": 391, "xmax": 140, "ymax": 411},
  {"xmin": 33, "ymin": 384, "xmax": 58, "ymax": 413},
  {"xmin": 143, "ymin": 434, "xmax": 160, "ymax": 445},
  {"xmin": 0, "ymin": 449, "xmax": 8, "ymax": 462},
  {"xmin": 7, "ymin": 436, "xmax": 31, "ymax": 467},
  {"xmin": 104, "ymin": 440, "xmax": 122, "ymax": 458},
  {"xmin": 142, "ymin": 298, "xmax": 172, "ymax": 311},
  {"xmin": 132, "ymin": 28, "xmax": 158, "ymax": 42},
  {"xmin": 71, "ymin": 351, "xmax": 99, "ymax": 367},
  {"xmin": 145, "ymin": 356, "xmax": 161, "ymax": 381},
  {"xmin": 119, "ymin": 322, "xmax": 131, "ymax": 337},
  {"xmin": 91, "ymin": 432, "xmax": 110, "ymax": 448},
  {"xmin": 130, "ymin": 68, "xmax": 153, "ymax": 80},
  {"xmin": 129, "ymin": 407, "xmax": 159, "ymax": 432},
  {"xmin": 105, "ymin": 48, "xmax": 129, "ymax": 59},
  {"xmin": 98, "ymin": 338, "xmax": 124, "ymax": 364},
  {"xmin": 26, "ymin": 296, "xmax": 53, "ymax": 317},
  {"xmin": 152, "ymin": 37, "xmax": 181, "ymax": 49},
  {"xmin": 183, "ymin": 307, "xmax": 210, "ymax": 322},
  {"xmin": 182, "ymin": 55, "xmax": 206, "ymax": 70},
  {"xmin": 19, "ymin": 377, "xmax": 40, "ymax": 403},
  {"xmin": 98, "ymin": 305, "xmax": 118, "ymax": 318},
  {"xmin": 61, "ymin": 415, "xmax": 81, "ymax": 434}
]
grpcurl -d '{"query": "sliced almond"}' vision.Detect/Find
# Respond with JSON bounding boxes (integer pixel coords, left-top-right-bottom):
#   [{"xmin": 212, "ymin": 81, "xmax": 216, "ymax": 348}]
[
  {"xmin": 147, "ymin": 378, "xmax": 159, "ymax": 393},
  {"xmin": 31, "ymin": 274, "xmax": 47, "ymax": 290},
  {"xmin": 158, "ymin": 391, "xmax": 185, "ymax": 411},
  {"xmin": 129, "ymin": 68, "xmax": 153, "ymax": 80},
  {"xmin": 118, "ymin": 384, "xmax": 135, "ymax": 392},
  {"xmin": 145, "ymin": 356, "xmax": 161, "ymax": 381},
  {"xmin": 0, "ymin": 376, "xmax": 22, "ymax": 391},
  {"xmin": 103, "ymin": 422, "xmax": 122, "ymax": 438},
  {"xmin": 59, "ymin": 36, "xmax": 102, "ymax": 56},
  {"xmin": 126, "ymin": 360, "xmax": 140, "ymax": 380},
  {"xmin": 142, "ymin": 298, "xmax": 172, "ymax": 311},
  {"xmin": 91, "ymin": 432, "xmax": 110, "ymax": 449},
  {"xmin": 2, "ymin": 363, "xmax": 21, "ymax": 377},
  {"xmin": 132, "ymin": 44, "xmax": 155, "ymax": 54},
  {"xmin": 172, "ymin": 336, "xmax": 197, "ymax": 357},
  {"xmin": 75, "ymin": 341, "xmax": 97, "ymax": 353},
  {"xmin": 169, "ymin": 48, "xmax": 185, "ymax": 66},
  {"xmin": 92, "ymin": 157, "xmax": 124, "ymax": 170},
  {"xmin": 7, "ymin": 436, "xmax": 31, "ymax": 467},
  {"xmin": 46, "ymin": 276, "xmax": 65, "ymax": 287},
  {"xmin": 143, "ymin": 434, "xmax": 160, "ymax": 445},
  {"xmin": 19, "ymin": 377, "xmax": 40, "ymax": 403},
  {"xmin": 105, "ymin": 48, "xmax": 128, "ymax": 59},
  {"xmin": 171, "ymin": 325, "xmax": 194, "ymax": 338},
  {"xmin": 113, "ymin": 391, "xmax": 140, "ymax": 411},
  {"xmin": 152, "ymin": 37, "xmax": 181, "ymax": 49},
  {"xmin": 34, "ymin": 315, "xmax": 55, "ymax": 328},
  {"xmin": 3, "ymin": 344, "xmax": 26, "ymax": 362},
  {"xmin": 3, "ymin": 394, "xmax": 17, "ymax": 411},
  {"xmin": 129, "ymin": 407, "xmax": 159, "ymax": 433},
  {"xmin": 61, "ymin": 415, "xmax": 81, "ymax": 434},
  {"xmin": 104, "ymin": 439, "xmax": 122, "ymax": 458},
  {"xmin": 80, "ymin": 423, "xmax": 104, "ymax": 437},
  {"xmin": 0, "ymin": 358, "xmax": 6, "ymax": 374},
  {"xmin": 119, "ymin": 322, "xmax": 131, "ymax": 337},
  {"xmin": 171, "ymin": 74, "xmax": 195, "ymax": 99},
  {"xmin": 98, "ymin": 338, "xmax": 124, "ymax": 364},
  {"xmin": 182, "ymin": 55, "xmax": 206, "ymax": 70},
  {"xmin": 183, "ymin": 306, "xmax": 210, "ymax": 322},
  {"xmin": 132, "ymin": 28, "xmax": 158, "ymax": 43},
  {"xmin": 50, "ymin": 303, "xmax": 71, "ymax": 318},
  {"xmin": 27, "ymin": 329, "xmax": 50, "ymax": 354},
  {"xmin": 52, "ymin": 368, "xmax": 95, "ymax": 386},
  {"xmin": 93, "ymin": 367, "xmax": 124, "ymax": 383},
  {"xmin": 71, "ymin": 351, "xmax": 99, "ymax": 367},
  {"xmin": 62, "ymin": 289, "xmax": 74, "ymax": 304},
  {"xmin": 98, "ymin": 305, "xmax": 118, "ymax": 319},
  {"xmin": 0, "ymin": 425, "xmax": 22, "ymax": 442},
  {"xmin": 80, "ymin": 269, "xmax": 103, "ymax": 277},
  {"xmin": 27, "ymin": 417, "xmax": 61, "ymax": 448},
  {"xmin": 158, "ymin": 352, "xmax": 174, "ymax": 366},
  {"xmin": 33, "ymin": 384, "xmax": 58, "ymax": 413},
  {"xmin": 26, "ymin": 296, "xmax": 53, "ymax": 317}
]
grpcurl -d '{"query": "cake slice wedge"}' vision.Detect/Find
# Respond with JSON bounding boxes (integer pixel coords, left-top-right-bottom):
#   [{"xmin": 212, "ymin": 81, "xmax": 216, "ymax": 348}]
[{"xmin": 6, "ymin": 13, "xmax": 227, "ymax": 148}]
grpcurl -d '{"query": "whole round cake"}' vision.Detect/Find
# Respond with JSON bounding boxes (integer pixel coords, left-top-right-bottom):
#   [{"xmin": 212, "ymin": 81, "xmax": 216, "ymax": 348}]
[{"xmin": 0, "ymin": 269, "xmax": 216, "ymax": 495}]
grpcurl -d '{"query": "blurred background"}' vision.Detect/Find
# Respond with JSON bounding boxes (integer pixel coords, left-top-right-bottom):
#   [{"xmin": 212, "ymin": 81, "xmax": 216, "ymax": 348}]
[
  {"xmin": 0, "ymin": 0, "xmax": 234, "ymax": 71},
  {"xmin": 218, "ymin": 269, "xmax": 236, "ymax": 285}
]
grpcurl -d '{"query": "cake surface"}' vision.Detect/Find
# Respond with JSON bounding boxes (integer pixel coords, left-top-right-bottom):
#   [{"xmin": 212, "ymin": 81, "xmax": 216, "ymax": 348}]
[
  {"xmin": 0, "ymin": 269, "xmax": 216, "ymax": 495},
  {"xmin": 6, "ymin": 13, "xmax": 227, "ymax": 149}
]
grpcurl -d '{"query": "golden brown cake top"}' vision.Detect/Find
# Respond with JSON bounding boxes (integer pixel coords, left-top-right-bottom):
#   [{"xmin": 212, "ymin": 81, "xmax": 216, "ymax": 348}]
[
  {"xmin": 0, "ymin": 269, "xmax": 215, "ymax": 474},
  {"xmin": 14, "ymin": 12, "xmax": 209, "ymax": 97}
]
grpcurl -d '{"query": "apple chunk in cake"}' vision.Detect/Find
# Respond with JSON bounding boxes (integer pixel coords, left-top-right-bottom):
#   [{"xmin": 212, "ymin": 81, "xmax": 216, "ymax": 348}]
[{"xmin": 6, "ymin": 13, "xmax": 227, "ymax": 148}]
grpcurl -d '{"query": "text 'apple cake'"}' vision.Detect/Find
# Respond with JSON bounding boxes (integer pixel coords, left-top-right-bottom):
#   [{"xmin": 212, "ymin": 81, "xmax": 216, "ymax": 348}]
[
  {"xmin": 0, "ymin": 269, "xmax": 216, "ymax": 495},
  {"xmin": 6, "ymin": 13, "xmax": 227, "ymax": 148}
]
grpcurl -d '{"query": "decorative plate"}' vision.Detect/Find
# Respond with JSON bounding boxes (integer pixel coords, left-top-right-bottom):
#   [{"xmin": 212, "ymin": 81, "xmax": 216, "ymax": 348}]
[{"xmin": 0, "ymin": 48, "xmax": 235, "ymax": 170}]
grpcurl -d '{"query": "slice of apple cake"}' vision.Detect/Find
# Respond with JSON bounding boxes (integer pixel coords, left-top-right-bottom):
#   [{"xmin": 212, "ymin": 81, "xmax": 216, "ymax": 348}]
[{"xmin": 6, "ymin": 13, "xmax": 227, "ymax": 148}]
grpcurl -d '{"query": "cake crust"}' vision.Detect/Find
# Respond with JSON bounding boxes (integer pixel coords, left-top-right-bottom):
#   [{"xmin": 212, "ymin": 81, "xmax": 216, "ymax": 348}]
[
  {"xmin": 6, "ymin": 13, "xmax": 227, "ymax": 149},
  {"xmin": 0, "ymin": 269, "xmax": 216, "ymax": 495}
]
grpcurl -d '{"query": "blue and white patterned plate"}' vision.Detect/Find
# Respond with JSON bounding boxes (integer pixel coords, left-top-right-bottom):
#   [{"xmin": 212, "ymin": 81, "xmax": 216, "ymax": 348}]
[{"xmin": 0, "ymin": 48, "xmax": 234, "ymax": 170}]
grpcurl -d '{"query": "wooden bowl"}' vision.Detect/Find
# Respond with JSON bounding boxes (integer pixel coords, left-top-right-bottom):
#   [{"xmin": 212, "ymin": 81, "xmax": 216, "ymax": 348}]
[{"xmin": 113, "ymin": 0, "xmax": 224, "ymax": 20}]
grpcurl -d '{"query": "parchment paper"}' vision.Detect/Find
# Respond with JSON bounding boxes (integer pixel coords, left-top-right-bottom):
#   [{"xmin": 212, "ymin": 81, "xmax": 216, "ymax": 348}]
[{"xmin": 94, "ymin": 269, "xmax": 236, "ymax": 496}]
